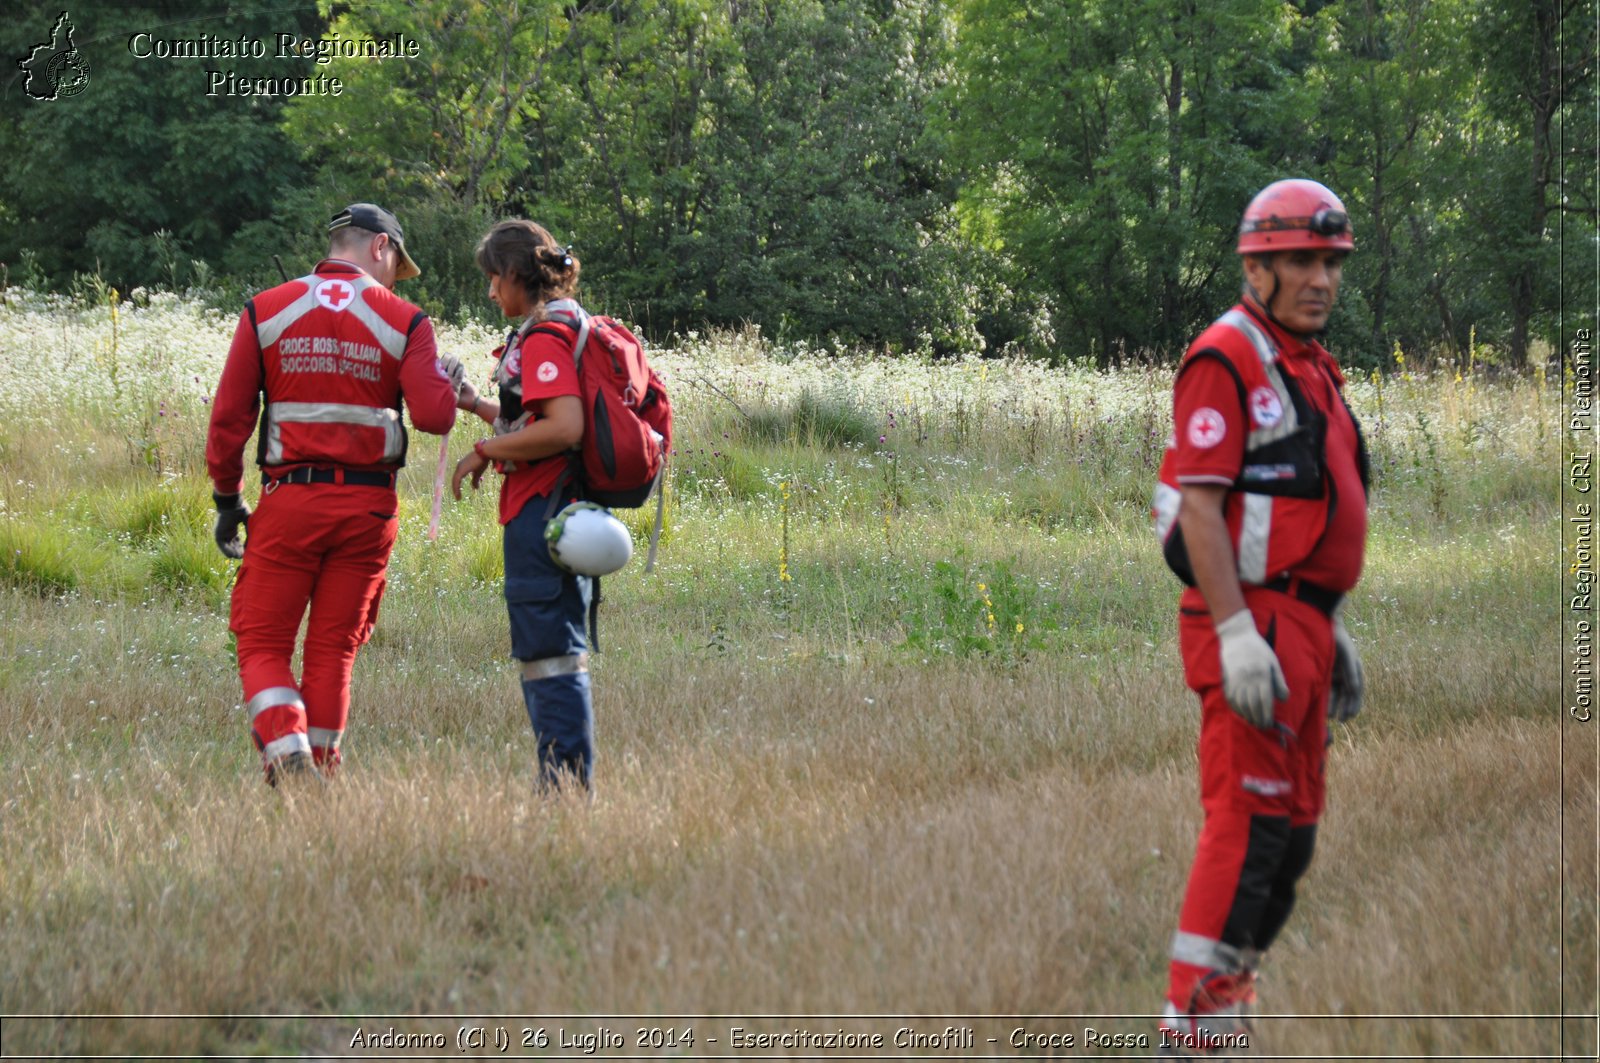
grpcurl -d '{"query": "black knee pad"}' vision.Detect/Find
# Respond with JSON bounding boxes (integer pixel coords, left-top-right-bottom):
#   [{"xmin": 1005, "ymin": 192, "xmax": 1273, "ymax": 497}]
[
  {"xmin": 1220, "ymin": 814, "xmax": 1291, "ymax": 951},
  {"xmin": 1278, "ymin": 824, "xmax": 1317, "ymax": 886},
  {"xmin": 1255, "ymin": 824, "xmax": 1317, "ymax": 951}
]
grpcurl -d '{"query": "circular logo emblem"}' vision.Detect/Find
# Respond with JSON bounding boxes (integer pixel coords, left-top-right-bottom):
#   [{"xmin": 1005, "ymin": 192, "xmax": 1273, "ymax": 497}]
[
  {"xmin": 314, "ymin": 279, "xmax": 357, "ymax": 312},
  {"xmin": 47, "ymin": 51, "xmax": 91, "ymax": 98},
  {"xmin": 1249, "ymin": 386, "xmax": 1284, "ymax": 428},
  {"xmin": 1187, "ymin": 407, "xmax": 1226, "ymax": 449},
  {"xmin": 536, "ymin": 361, "xmax": 559, "ymax": 384}
]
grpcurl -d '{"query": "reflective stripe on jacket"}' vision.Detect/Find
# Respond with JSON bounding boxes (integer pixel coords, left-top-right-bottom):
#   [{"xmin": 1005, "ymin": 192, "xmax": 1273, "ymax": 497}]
[
  {"xmin": 1152, "ymin": 307, "xmax": 1368, "ymax": 586},
  {"xmin": 249, "ymin": 269, "xmax": 424, "ymax": 470}
]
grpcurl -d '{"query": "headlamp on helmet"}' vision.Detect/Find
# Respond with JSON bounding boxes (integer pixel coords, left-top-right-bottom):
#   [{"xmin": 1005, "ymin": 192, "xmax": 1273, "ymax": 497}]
[{"xmin": 1308, "ymin": 207, "xmax": 1349, "ymax": 238}]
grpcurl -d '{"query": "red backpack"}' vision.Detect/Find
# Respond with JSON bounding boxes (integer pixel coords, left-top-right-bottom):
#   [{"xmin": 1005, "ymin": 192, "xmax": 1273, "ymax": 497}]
[{"xmin": 531, "ymin": 301, "xmax": 672, "ymax": 509}]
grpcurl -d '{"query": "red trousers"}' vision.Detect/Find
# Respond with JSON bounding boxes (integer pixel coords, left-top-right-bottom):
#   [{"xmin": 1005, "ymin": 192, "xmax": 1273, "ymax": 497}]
[
  {"xmin": 229, "ymin": 481, "xmax": 398, "ymax": 776},
  {"xmin": 1167, "ymin": 585, "xmax": 1333, "ymax": 1010}
]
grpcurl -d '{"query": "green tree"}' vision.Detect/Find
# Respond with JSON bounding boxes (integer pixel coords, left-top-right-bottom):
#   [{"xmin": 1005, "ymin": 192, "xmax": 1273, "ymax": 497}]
[
  {"xmin": 281, "ymin": 0, "xmax": 578, "ymax": 320},
  {"xmin": 1309, "ymin": 0, "xmax": 1467, "ymax": 365},
  {"xmin": 1, "ymin": 2, "xmax": 326, "ymax": 293},
  {"xmin": 1313, "ymin": 0, "xmax": 1596, "ymax": 368},
  {"xmin": 282, "ymin": 0, "xmax": 576, "ymax": 208},
  {"xmin": 695, "ymin": 0, "xmax": 976, "ymax": 350},
  {"xmin": 1467, "ymin": 0, "xmax": 1596, "ymax": 366},
  {"xmin": 950, "ymin": 0, "xmax": 1311, "ymax": 364},
  {"xmin": 527, "ymin": 0, "xmax": 979, "ymax": 351},
  {"xmin": 518, "ymin": 0, "xmax": 738, "ymax": 332}
]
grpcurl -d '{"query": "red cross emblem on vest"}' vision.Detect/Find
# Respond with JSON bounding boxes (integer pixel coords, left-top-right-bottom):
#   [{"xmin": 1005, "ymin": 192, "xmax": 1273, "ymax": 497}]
[{"xmin": 315, "ymin": 279, "xmax": 355, "ymax": 312}]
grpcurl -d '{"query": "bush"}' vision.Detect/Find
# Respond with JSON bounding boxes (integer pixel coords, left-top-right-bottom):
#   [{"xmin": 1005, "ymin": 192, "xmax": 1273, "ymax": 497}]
[
  {"xmin": 148, "ymin": 528, "xmax": 233, "ymax": 602},
  {"xmin": 740, "ymin": 388, "xmax": 878, "ymax": 449},
  {"xmin": 0, "ymin": 520, "xmax": 93, "ymax": 595}
]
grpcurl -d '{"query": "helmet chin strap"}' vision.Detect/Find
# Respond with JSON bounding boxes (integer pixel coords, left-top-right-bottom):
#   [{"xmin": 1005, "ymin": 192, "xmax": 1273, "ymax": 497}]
[{"xmin": 1249, "ymin": 257, "xmax": 1326, "ymax": 340}]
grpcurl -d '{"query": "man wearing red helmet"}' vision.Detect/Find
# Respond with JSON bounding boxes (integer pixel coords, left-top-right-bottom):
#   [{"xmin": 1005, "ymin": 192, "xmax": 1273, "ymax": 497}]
[{"xmin": 1151, "ymin": 179, "xmax": 1370, "ymax": 1055}]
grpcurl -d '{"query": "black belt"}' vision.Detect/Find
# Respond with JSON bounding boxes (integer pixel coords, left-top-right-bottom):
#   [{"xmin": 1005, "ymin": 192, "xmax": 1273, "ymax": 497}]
[
  {"xmin": 1262, "ymin": 575, "xmax": 1343, "ymax": 617},
  {"xmin": 264, "ymin": 466, "xmax": 397, "ymax": 489}
]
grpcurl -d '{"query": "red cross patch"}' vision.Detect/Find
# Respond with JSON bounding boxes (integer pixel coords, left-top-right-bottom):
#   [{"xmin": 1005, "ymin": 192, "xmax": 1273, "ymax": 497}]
[
  {"xmin": 1186, "ymin": 406, "xmax": 1226, "ymax": 449},
  {"xmin": 315, "ymin": 279, "xmax": 354, "ymax": 312},
  {"xmin": 1249, "ymin": 386, "xmax": 1284, "ymax": 428}
]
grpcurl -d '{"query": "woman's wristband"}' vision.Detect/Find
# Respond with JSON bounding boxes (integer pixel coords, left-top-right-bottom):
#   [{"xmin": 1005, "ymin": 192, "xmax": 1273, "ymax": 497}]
[
  {"xmin": 474, "ymin": 439, "xmax": 490, "ymax": 461},
  {"xmin": 469, "ymin": 395, "xmax": 481, "ymax": 414}
]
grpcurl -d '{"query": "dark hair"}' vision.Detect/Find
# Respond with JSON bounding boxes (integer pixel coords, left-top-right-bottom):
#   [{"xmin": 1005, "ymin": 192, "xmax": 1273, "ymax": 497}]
[{"xmin": 474, "ymin": 220, "xmax": 580, "ymax": 308}]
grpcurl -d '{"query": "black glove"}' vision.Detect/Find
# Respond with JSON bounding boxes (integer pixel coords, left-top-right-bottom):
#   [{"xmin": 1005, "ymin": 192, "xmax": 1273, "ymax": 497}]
[
  {"xmin": 213, "ymin": 491, "xmax": 251, "ymax": 559},
  {"xmin": 1329, "ymin": 616, "xmax": 1364, "ymax": 723}
]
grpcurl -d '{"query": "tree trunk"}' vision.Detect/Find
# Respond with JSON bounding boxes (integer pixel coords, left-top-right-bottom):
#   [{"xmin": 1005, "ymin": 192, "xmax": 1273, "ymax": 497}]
[
  {"xmin": 1162, "ymin": 44, "xmax": 1183, "ymax": 354},
  {"xmin": 1511, "ymin": 1, "xmax": 1558, "ymax": 368}
]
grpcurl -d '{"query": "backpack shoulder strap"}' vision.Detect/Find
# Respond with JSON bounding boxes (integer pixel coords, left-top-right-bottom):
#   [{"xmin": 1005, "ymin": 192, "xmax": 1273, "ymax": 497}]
[
  {"xmin": 541, "ymin": 300, "xmax": 592, "ymax": 369},
  {"xmin": 571, "ymin": 317, "xmax": 593, "ymax": 371}
]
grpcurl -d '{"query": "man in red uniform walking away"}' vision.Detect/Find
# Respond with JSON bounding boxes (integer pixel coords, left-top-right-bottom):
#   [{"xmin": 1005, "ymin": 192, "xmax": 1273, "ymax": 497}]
[
  {"xmin": 206, "ymin": 203, "xmax": 463, "ymax": 787},
  {"xmin": 1151, "ymin": 179, "xmax": 1371, "ymax": 1055}
]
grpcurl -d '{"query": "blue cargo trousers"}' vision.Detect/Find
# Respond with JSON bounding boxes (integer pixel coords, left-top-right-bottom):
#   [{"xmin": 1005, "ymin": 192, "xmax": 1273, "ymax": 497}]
[{"xmin": 504, "ymin": 493, "xmax": 594, "ymax": 791}]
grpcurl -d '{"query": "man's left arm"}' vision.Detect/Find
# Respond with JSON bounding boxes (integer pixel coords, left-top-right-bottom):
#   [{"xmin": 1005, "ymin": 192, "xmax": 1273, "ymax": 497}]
[
  {"xmin": 1322, "ymin": 351, "xmax": 1367, "ymax": 723},
  {"xmin": 398, "ymin": 315, "xmax": 458, "ymax": 436}
]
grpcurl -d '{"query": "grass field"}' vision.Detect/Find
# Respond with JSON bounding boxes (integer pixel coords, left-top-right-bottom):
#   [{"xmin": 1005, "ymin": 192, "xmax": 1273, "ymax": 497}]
[{"xmin": 0, "ymin": 289, "xmax": 1592, "ymax": 1059}]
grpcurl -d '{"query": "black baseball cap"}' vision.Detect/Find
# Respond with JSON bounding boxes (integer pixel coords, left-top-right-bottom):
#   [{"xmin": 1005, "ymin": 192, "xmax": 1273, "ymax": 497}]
[{"xmin": 328, "ymin": 203, "xmax": 421, "ymax": 281}]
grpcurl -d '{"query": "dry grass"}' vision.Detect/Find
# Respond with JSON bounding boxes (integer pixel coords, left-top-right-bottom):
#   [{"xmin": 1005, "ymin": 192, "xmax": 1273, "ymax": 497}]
[
  {"xmin": 2, "ymin": 676, "xmax": 1584, "ymax": 1057},
  {"xmin": 2, "ymin": 592, "xmax": 1583, "ymax": 1057}
]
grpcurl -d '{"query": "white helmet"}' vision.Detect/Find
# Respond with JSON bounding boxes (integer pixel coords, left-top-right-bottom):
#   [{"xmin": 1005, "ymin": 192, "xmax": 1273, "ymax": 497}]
[{"xmin": 546, "ymin": 501, "xmax": 633, "ymax": 576}]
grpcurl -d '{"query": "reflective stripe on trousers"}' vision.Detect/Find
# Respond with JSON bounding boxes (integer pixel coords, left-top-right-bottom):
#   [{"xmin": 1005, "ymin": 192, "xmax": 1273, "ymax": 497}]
[
  {"xmin": 308, "ymin": 727, "xmax": 343, "ymax": 751},
  {"xmin": 247, "ymin": 686, "xmax": 304, "ymax": 719},
  {"xmin": 521, "ymin": 654, "xmax": 589, "ymax": 681},
  {"xmin": 1170, "ymin": 931, "xmax": 1249, "ymax": 972},
  {"xmin": 261, "ymin": 732, "xmax": 310, "ymax": 762}
]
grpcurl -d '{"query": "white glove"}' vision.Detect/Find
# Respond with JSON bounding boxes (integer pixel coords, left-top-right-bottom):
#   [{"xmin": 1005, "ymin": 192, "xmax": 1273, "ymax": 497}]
[
  {"xmin": 437, "ymin": 353, "xmax": 467, "ymax": 397},
  {"xmin": 1329, "ymin": 616, "xmax": 1364, "ymax": 723},
  {"xmin": 1216, "ymin": 610, "xmax": 1289, "ymax": 728}
]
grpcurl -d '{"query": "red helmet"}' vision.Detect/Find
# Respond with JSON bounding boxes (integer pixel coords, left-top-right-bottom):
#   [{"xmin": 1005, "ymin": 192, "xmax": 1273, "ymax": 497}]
[{"xmin": 1236, "ymin": 179, "xmax": 1354, "ymax": 254}]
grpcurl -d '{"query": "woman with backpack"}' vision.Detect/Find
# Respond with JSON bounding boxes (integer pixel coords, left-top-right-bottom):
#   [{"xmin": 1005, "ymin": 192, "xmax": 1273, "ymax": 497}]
[{"xmin": 450, "ymin": 219, "xmax": 598, "ymax": 793}]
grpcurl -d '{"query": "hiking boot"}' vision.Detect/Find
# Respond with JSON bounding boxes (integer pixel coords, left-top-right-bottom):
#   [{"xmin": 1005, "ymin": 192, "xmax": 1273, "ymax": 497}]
[
  {"xmin": 266, "ymin": 750, "xmax": 325, "ymax": 791},
  {"xmin": 1159, "ymin": 970, "xmax": 1257, "ymax": 1058}
]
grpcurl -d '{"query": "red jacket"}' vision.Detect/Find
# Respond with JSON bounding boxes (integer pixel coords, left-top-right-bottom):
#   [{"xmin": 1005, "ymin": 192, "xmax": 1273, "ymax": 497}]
[
  {"xmin": 1153, "ymin": 303, "xmax": 1369, "ymax": 588},
  {"xmin": 207, "ymin": 260, "xmax": 456, "ymax": 494}
]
